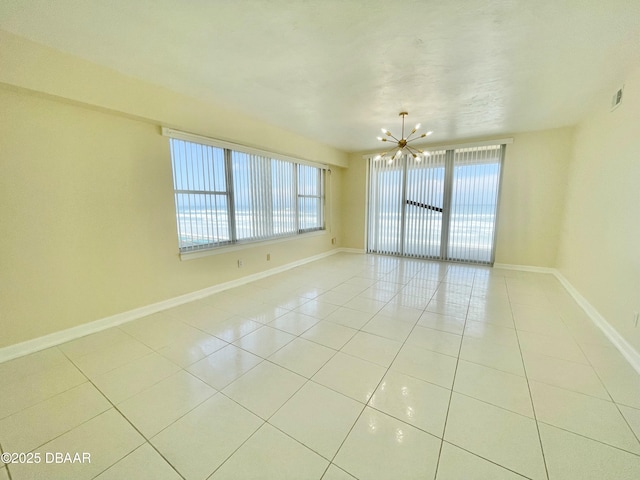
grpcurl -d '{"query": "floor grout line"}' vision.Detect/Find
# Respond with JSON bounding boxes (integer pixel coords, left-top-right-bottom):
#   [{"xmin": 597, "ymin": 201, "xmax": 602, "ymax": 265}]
[
  {"xmin": 4, "ymin": 254, "xmax": 640, "ymax": 478},
  {"xmin": 432, "ymin": 265, "xmax": 474, "ymax": 480},
  {"xmin": 560, "ymin": 309, "xmax": 640, "ymax": 452},
  {"xmin": 505, "ymin": 277, "xmax": 551, "ymax": 480},
  {"xmin": 0, "ymin": 441, "xmax": 14, "ymax": 480},
  {"xmin": 317, "ymin": 263, "xmax": 448, "ymax": 478},
  {"xmin": 439, "ymin": 440, "xmax": 533, "ymax": 479},
  {"xmin": 57, "ymin": 349, "xmax": 189, "ymax": 480}
]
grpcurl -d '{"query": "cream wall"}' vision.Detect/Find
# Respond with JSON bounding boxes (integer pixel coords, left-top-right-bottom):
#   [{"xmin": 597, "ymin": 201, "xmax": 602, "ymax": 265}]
[
  {"xmin": 0, "ymin": 30, "xmax": 348, "ymax": 169},
  {"xmin": 0, "ymin": 32, "xmax": 347, "ymax": 349},
  {"xmin": 341, "ymin": 153, "xmax": 368, "ymax": 250},
  {"xmin": 3, "ymin": 27, "xmax": 637, "ymax": 357},
  {"xmin": 495, "ymin": 128, "xmax": 573, "ymax": 266},
  {"xmin": 557, "ymin": 66, "xmax": 640, "ymax": 352},
  {"xmin": 341, "ymin": 129, "xmax": 573, "ymax": 268}
]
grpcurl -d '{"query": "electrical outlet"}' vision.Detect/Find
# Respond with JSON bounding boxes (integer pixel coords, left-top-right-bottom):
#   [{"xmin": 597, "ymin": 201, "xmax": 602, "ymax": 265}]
[
  {"xmin": 634, "ymin": 311, "xmax": 639, "ymax": 328},
  {"xmin": 237, "ymin": 259, "xmax": 243, "ymax": 268},
  {"xmin": 331, "ymin": 237, "xmax": 337, "ymax": 245},
  {"xmin": 267, "ymin": 253, "xmax": 271, "ymax": 261}
]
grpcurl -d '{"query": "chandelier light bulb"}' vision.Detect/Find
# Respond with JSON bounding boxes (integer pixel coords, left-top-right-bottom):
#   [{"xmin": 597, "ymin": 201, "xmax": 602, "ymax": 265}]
[{"xmin": 373, "ymin": 113, "xmax": 432, "ymax": 165}]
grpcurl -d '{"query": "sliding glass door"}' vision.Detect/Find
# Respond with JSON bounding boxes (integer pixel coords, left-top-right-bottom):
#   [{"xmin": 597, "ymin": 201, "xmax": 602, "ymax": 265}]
[
  {"xmin": 402, "ymin": 151, "xmax": 447, "ymax": 258},
  {"xmin": 367, "ymin": 144, "xmax": 504, "ymax": 265}
]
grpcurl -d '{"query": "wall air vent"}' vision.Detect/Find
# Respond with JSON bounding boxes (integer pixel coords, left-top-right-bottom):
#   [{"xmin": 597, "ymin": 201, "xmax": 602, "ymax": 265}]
[{"xmin": 611, "ymin": 85, "xmax": 624, "ymax": 111}]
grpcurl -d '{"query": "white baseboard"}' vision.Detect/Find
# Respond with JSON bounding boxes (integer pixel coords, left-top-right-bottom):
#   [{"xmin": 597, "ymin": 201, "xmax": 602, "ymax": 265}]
[
  {"xmin": 493, "ymin": 263, "xmax": 555, "ymax": 274},
  {"xmin": 338, "ymin": 248, "xmax": 366, "ymax": 254},
  {"xmin": 497, "ymin": 263, "xmax": 640, "ymax": 375},
  {"xmin": 8, "ymin": 252, "xmax": 637, "ymax": 376},
  {"xmin": 553, "ymin": 271, "xmax": 640, "ymax": 375},
  {"xmin": 0, "ymin": 248, "xmax": 350, "ymax": 364}
]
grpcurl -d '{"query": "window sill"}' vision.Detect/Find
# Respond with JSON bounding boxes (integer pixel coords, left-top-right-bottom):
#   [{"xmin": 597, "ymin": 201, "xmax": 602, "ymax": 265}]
[{"xmin": 179, "ymin": 229, "xmax": 328, "ymax": 261}]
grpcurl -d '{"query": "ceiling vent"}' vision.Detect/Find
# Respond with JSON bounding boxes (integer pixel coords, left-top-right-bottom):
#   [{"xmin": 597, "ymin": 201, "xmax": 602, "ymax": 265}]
[{"xmin": 611, "ymin": 85, "xmax": 624, "ymax": 111}]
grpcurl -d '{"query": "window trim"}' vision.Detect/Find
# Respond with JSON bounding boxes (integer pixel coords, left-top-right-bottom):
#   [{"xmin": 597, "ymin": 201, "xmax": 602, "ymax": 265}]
[
  {"xmin": 361, "ymin": 137, "xmax": 514, "ymax": 161},
  {"xmin": 163, "ymin": 127, "xmax": 327, "ymax": 255},
  {"xmin": 179, "ymin": 229, "xmax": 327, "ymax": 261},
  {"xmin": 163, "ymin": 128, "xmax": 329, "ymax": 171},
  {"xmin": 297, "ymin": 164, "xmax": 325, "ymax": 233},
  {"xmin": 365, "ymin": 143, "xmax": 506, "ymax": 265}
]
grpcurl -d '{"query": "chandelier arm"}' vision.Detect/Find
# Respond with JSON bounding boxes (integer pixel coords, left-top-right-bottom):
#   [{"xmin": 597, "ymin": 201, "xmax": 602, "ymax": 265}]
[
  {"xmin": 405, "ymin": 131, "xmax": 418, "ymax": 142},
  {"xmin": 407, "ymin": 145, "xmax": 428, "ymax": 157},
  {"xmin": 376, "ymin": 146, "xmax": 400, "ymax": 159},
  {"xmin": 375, "ymin": 113, "xmax": 433, "ymax": 162},
  {"xmin": 406, "ymin": 131, "xmax": 429, "ymax": 142},
  {"xmin": 405, "ymin": 145, "xmax": 420, "ymax": 157}
]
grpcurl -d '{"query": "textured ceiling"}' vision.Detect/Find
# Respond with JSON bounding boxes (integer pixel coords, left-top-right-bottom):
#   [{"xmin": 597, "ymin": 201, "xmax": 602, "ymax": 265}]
[{"xmin": 1, "ymin": 0, "xmax": 639, "ymax": 152}]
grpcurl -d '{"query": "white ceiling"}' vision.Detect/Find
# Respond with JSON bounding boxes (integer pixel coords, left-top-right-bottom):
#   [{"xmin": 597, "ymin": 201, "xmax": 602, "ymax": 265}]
[{"xmin": 1, "ymin": 0, "xmax": 639, "ymax": 152}]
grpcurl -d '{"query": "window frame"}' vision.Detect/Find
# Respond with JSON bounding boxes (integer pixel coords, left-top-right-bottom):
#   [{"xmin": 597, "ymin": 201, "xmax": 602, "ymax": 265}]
[
  {"xmin": 365, "ymin": 139, "xmax": 511, "ymax": 265},
  {"xmin": 297, "ymin": 164, "xmax": 325, "ymax": 233},
  {"xmin": 163, "ymin": 128, "xmax": 327, "ymax": 256}
]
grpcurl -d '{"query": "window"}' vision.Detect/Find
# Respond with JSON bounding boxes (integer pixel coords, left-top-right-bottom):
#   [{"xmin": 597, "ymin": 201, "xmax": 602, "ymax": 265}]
[
  {"xmin": 367, "ymin": 144, "xmax": 505, "ymax": 265},
  {"xmin": 297, "ymin": 164, "xmax": 324, "ymax": 232},
  {"xmin": 166, "ymin": 130, "xmax": 325, "ymax": 253},
  {"xmin": 170, "ymin": 141, "xmax": 230, "ymax": 249}
]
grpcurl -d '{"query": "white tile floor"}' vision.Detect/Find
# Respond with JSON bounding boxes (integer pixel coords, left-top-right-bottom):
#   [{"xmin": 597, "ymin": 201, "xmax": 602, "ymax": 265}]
[{"xmin": 2, "ymin": 253, "xmax": 640, "ymax": 479}]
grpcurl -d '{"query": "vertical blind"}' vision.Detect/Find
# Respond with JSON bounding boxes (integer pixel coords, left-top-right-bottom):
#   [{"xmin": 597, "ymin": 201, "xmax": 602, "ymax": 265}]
[
  {"xmin": 171, "ymin": 140, "xmax": 231, "ymax": 247},
  {"xmin": 404, "ymin": 150, "xmax": 447, "ymax": 258},
  {"xmin": 448, "ymin": 146, "xmax": 504, "ymax": 263},
  {"xmin": 367, "ymin": 144, "xmax": 504, "ymax": 264},
  {"xmin": 298, "ymin": 164, "xmax": 324, "ymax": 232},
  {"xmin": 169, "ymin": 136, "xmax": 325, "ymax": 252}
]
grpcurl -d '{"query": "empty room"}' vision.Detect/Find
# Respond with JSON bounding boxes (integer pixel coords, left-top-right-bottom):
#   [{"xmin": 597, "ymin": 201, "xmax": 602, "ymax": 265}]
[{"xmin": 1, "ymin": 1, "xmax": 640, "ymax": 479}]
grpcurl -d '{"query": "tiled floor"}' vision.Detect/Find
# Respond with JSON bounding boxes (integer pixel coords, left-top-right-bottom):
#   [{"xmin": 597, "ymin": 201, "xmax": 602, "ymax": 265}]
[{"xmin": 2, "ymin": 253, "xmax": 640, "ymax": 479}]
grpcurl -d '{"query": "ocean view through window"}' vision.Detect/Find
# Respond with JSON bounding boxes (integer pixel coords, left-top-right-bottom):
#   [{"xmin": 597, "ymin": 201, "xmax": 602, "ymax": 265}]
[
  {"xmin": 166, "ymin": 130, "xmax": 325, "ymax": 253},
  {"xmin": 367, "ymin": 144, "xmax": 505, "ymax": 265}
]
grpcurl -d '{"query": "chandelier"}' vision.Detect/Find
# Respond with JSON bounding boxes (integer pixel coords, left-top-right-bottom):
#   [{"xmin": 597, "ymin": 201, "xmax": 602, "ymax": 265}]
[{"xmin": 374, "ymin": 112, "xmax": 432, "ymax": 163}]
